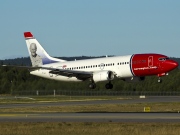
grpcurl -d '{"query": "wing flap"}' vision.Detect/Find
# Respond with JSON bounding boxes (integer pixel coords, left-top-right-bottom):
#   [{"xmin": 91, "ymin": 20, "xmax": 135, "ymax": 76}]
[{"xmin": 48, "ymin": 68, "xmax": 92, "ymax": 80}]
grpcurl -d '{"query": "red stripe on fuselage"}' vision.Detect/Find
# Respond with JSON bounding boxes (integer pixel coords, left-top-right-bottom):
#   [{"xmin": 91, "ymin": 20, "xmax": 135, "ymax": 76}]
[{"xmin": 131, "ymin": 54, "xmax": 167, "ymax": 76}]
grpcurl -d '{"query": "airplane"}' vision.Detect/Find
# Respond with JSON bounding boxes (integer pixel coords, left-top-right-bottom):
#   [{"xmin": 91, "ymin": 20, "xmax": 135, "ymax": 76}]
[{"xmin": 6, "ymin": 32, "xmax": 179, "ymax": 89}]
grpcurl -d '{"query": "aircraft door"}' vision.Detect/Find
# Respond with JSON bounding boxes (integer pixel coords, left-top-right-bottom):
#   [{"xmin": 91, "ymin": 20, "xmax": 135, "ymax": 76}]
[{"xmin": 148, "ymin": 56, "xmax": 153, "ymax": 67}]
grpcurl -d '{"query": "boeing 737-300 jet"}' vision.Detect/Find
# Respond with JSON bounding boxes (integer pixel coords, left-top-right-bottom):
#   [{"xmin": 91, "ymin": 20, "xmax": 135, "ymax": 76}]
[{"xmin": 7, "ymin": 32, "xmax": 179, "ymax": 89}]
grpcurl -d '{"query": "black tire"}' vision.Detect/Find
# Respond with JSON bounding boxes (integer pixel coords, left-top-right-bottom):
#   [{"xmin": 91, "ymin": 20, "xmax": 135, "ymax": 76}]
[
  {"xmin": 158, "ymin": 79, "xmax": 162, "ymax": 83},
  {"xmin": 105, "ymin": 83, "xmax": 109, "ymax": 89},
  {"xmin": 105, "ymin": 83, "xmax": 113, "ymax": 89},
  {"xmin": 89, "ymin": 83, "xmax": 96, "ymax": 89},
  {"xmin": 109, "ymin": 83, "xmax": 113, "ymax": 89}
]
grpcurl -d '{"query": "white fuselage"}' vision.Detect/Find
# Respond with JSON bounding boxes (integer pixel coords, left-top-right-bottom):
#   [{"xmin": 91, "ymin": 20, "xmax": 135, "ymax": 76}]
[
  {"xmin": 30, "ymin": 55, "xmax": 133, "ymax": 82},
  {"xmin": 23, "ymin": 32, "xmax": 179, "ymax": 89}
]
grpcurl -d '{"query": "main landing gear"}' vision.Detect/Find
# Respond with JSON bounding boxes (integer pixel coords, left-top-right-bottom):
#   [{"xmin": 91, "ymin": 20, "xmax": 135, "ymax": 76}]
[
  {"xmin": 88, "ymin": 82, "xmax": 96, "ymax": 89},
  {"xmin": 88, "ymin": 82, "xmax": 113, "ymax": 89},
  {"xmin": 105, "ymin": 82, "xmax": 113, "ymax": 89}
]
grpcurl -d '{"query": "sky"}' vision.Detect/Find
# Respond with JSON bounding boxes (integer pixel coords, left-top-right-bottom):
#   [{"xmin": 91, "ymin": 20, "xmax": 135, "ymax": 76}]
[{"xmin": 0, "ymin": 0, "xmax": 180, "ymax": 59}]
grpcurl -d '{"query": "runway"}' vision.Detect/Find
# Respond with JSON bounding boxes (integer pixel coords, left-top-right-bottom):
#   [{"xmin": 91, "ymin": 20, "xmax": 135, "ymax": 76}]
[
  {"xmin": 0, "ymin": 96, "xmax": 180, "ymax": 109},
  {"xmin": 0, "ymin": 96, "xmax": 180, "ymax": 122},
  {"xmin": 0, "ymin": 112, "xmax": 180, "ymax": 122}
]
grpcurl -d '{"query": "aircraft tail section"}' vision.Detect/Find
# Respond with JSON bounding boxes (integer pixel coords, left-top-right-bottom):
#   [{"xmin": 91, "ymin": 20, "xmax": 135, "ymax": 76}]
[{"xmin": 24, "ymin": 32, "xmax": 66, "ymax": 67}]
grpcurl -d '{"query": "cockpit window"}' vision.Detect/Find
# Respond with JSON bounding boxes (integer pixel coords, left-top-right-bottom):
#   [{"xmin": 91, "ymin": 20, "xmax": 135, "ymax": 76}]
[{"xmin": 159, "ymin": 57, "xmax": 169, "ymax": 61}]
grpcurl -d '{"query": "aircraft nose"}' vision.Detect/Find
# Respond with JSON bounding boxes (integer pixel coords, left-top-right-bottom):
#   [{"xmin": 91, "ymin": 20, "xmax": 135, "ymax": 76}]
[
  {"xmin": 162, "ymin": 60, "xmax": 178, "ymax": 72},
  {"xmin": 170, "ymin": 60, "xmax": 179, "ymax": 69}
]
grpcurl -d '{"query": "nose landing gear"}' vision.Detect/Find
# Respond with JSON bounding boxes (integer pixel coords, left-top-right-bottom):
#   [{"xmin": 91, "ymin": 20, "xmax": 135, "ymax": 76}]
[{"xmin": 158, "ymin": 77, "xmax": 162, "ymax": 83}]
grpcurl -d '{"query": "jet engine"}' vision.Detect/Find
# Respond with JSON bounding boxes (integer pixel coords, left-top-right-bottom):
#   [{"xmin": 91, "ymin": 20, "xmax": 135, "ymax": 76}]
[{"xmin": 93, "ymin": 71, "xmax": 114, "ymax": 82}]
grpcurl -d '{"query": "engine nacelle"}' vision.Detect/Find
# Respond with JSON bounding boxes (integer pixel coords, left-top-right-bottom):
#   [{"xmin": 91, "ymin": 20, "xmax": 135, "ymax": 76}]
[
  {"xmin": 124, "ymin": 76, "xmax": 145, "ymax": 82},
  {"xmin": 93, "ymin": 71, "xmax": 114, "ymax": 82}
]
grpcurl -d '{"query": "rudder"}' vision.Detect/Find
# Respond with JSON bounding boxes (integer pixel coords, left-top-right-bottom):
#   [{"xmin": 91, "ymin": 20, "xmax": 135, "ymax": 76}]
[{"xmin": 24, "ymin": 32, "xmax": 66, "ymax": 67}]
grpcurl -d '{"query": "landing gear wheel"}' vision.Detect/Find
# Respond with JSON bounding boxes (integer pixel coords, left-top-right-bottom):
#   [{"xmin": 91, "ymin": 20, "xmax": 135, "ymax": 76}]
[
  {"xmin": 105, "ymin": 83, "xmax": 113, "ymax": 89},
  {"xmin": 89, "ymin": 83, "xmax": 96, "ymax": 89},
  {"xmin": 158, "ymin": 78, "xmax": 162, "ymax": 83}
]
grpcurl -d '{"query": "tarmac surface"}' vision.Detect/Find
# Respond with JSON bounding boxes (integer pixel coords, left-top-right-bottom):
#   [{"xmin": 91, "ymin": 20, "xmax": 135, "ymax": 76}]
[
  {"xmin": 0, "ymin": 96, "xmax": 180, "ymax": 122},
  {"xmin": 0, "ymin": 96, "xmax": 180, "ymax": 109},
  {"xmin": 0, "ymin": 112, "xmax": 180, "ymax": 122}
]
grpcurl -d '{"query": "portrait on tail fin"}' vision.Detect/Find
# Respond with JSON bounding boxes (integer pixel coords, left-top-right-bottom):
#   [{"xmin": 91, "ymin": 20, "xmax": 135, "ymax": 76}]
[{"xmin": 29, "ymin": 43, "xmax": 42, "ymax": 67}]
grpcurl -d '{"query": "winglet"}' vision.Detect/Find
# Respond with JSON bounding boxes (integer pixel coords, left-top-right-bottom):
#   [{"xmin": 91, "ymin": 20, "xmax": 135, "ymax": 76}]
[{"xmin": 24, "ymin": 32, "xmax": 33, "ymax": 39}]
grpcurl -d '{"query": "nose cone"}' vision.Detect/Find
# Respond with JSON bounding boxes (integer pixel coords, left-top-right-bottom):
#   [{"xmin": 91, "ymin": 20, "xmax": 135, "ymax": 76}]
[
  {"xmin": 173, "ymin": 61, "xmax": 179, "ymax": 68},
  {"xmin": 168, "ymin": 60, "xmax": 179, "ymax": 70},
  {"xmin": 162, "ymin": 60, "xmax": 179, "ymax": 73}
]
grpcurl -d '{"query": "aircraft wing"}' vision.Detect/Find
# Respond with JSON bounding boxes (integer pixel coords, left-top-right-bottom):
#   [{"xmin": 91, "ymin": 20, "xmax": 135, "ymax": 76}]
[
  {"xmin": 41, "ymin": 67, "xmax": 92, "ymax": 81},
  {"xmin": 2, "ymin": 65, "xmax": 92, "ymax": 81}
]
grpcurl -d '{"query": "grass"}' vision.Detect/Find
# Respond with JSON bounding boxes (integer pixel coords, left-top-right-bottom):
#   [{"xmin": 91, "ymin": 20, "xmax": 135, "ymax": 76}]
[
  {"xmin": 0, "ymin": 102, "xmax": 180, "ymax": 113},
  {"xmin": 0, "ymin": 96, "xmax": 130, "ymax": 104},
  {"xmin": 0, "ymin": 122, "xmax": 179, "ymax": 135}
]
